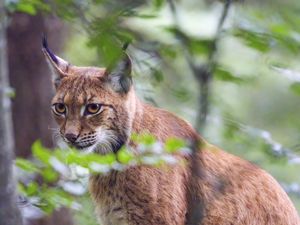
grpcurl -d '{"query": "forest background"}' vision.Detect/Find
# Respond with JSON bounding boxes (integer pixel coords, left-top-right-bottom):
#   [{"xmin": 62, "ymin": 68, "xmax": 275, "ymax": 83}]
[{"xmin": 1, "ymin": 0, "xmax": 300, "ymax": 224}]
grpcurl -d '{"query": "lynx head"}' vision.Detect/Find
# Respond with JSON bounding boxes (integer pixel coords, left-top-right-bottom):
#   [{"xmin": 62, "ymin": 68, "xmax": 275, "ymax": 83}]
[{"xmin": 43, "ymin": 37, "xmax": 135, "ymax": 154}]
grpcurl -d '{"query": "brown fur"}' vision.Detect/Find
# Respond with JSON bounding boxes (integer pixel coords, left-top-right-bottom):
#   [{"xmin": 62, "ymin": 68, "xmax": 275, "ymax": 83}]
[{"xmin": 44, "ymin": 49, "xmax": 300, "ymax": 225}]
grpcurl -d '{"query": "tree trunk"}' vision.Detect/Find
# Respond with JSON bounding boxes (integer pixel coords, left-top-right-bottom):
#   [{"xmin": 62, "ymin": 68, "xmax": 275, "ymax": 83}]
[
  {"xmin": 7, "ymin": 13, "xmax": 62, "ymax": 158},
  {"xmin": 6, "ymin": 12, "xmax": 73, "ymax": 225},
  {"xmin": 0, "ymin": 3, "xmax": 23, "ymax": 225}
]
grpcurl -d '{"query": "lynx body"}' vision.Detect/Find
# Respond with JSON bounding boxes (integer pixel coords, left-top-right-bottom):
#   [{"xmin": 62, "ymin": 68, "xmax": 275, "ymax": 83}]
[{"xmin": 43, "ymin": 40, "xmax": 300, "ymax": 225}]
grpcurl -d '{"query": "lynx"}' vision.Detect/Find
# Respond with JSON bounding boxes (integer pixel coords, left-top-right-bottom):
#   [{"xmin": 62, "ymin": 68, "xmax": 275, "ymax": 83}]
[{"xmin": 43, "ymin": 38, "xmax": 300, "ymax": 225}]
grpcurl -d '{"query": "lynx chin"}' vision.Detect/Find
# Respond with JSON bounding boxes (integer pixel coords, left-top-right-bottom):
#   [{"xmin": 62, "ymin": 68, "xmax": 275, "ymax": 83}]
[{"xmin": 43, "ymin": 37, "xmax": 300, "ymax": 225}]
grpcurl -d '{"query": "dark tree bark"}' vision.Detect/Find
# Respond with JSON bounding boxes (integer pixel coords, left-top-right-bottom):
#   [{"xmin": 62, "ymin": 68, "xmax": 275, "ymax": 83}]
[
  {"xmin": 7, "ymin": 13, "xmax": 63, "ymax": 158},
  {"xmin": 6, "ymin": 13, "xmax": 73, "ymax": 225},
  {"xmin": 0, "ymin": 4, "xmax": 23, "ymax": 225}
]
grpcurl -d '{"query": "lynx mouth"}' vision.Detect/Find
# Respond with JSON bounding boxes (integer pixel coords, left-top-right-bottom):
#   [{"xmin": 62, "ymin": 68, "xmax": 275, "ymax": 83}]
[
  {"xmin": 60, "ymin": 129, "xmax": 126, "ymax": 154},
  {"xmin": 73, "ymin": 138, "xmax": 125, "ymax": 154},
  {"xmin": 61, "ymin": 135, "xmax": 96, "ymax": 151},
  {"xmin": 73, "ymin": 143, "xmax": 95, "ymax": 150},
  {"xmin": 73, "ymin": 144, "xmax": 94, "ymax": 150}
]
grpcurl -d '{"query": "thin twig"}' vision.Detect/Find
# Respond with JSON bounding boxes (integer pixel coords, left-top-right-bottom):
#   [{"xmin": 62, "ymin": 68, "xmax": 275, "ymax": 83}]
[
  {"xmin": 167, "ymin": 0, "xmax": 232, "ymax": 132},
  {"xmin": 197, "ymin": 0, "xmax": 232, "ymax": 132},
  {"xmin": 208, "ymin": 0, "xmax": 232, "ymax": 68}
]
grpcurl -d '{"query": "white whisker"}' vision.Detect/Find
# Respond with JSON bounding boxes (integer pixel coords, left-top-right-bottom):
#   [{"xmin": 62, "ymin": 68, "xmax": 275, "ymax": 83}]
[
  {"xmin": 50, "ymin": 127, "xmax": 123, "ymax": 154},
  {"xmin": 52, "ymin": 130, "xmax": 63, "ymax": 145}
]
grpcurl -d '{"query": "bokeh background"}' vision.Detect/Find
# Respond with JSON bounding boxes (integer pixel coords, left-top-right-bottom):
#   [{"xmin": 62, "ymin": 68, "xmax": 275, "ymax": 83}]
[{"xmin": 1, "ymin": 0, "xmax": 300, "ymax": 224}]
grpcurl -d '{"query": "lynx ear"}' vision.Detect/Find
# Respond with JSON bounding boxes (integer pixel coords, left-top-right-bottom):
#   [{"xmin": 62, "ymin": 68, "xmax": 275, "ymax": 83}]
[
  {"xmin": 105, "ymin": 53, "xmax": 132, "ymax": 94},
  {"xmin": 42, "ymin": 36, "xmax": 70, "ymax": 88}
]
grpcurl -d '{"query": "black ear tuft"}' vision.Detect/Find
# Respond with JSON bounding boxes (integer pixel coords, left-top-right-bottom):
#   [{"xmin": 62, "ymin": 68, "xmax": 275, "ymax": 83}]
[
  {"xmin": 42, "ymin": 34, "xmax": 58, "ymax": 64},
  {"xmin": 106, "ymin": 53, "xmax": 132, "ymax": 94}
]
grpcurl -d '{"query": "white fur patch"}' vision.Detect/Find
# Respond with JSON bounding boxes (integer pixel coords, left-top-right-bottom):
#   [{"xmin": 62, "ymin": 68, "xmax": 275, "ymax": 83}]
[
  {"xmin": 80, "ymin": 106, "xmax": 85, "ymax": 117},
  {"xmin": 80, "ymin": 128, "xmax": 119, "ymax": 154}
]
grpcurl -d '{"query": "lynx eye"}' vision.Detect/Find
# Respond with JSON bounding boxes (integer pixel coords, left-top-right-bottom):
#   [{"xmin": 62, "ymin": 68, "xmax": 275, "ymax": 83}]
[
  {"xmin": 85, "ymin": 103, "xmax": 102, "ymax": 115},
  {"xmin": 52, "ymin": 103, "xmax": 66, "ymax": 115}
]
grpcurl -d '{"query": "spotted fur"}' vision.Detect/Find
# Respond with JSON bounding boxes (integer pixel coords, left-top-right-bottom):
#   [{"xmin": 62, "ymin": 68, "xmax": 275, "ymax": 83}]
[{"xmin": 44, "ymin": 44, "xmax": 300, "ymax": 225}]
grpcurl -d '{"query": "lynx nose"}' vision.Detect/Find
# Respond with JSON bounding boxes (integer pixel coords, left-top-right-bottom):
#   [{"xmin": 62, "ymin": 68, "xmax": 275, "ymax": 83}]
[{"xmin": 65, "ymin": 133, "xmax": 78, "ymax": 143}]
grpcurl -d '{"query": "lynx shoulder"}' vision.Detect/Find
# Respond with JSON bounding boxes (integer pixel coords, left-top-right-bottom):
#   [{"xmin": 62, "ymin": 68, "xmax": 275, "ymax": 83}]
[{"xmin": 43, "ymin": 38, "xmax": 300, "ymax": 225}]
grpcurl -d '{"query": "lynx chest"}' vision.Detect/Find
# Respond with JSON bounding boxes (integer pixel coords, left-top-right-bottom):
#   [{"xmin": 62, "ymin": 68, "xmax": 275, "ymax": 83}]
[{"xmin": 89, "ymin": 171, "xmax": 129, "ymax": 225}]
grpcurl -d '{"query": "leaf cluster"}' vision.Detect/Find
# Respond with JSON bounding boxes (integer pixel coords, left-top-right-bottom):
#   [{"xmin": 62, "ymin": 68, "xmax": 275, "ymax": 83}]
[{"xmin": 16, "ymin": 134, "xmax": 189, "ymax": 213}]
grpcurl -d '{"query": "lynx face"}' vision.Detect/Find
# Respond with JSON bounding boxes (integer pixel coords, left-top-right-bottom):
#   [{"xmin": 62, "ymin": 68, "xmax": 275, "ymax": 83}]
[{"xmin": 43, "ymin": 38, "xmax": 133, "ymax": 154}]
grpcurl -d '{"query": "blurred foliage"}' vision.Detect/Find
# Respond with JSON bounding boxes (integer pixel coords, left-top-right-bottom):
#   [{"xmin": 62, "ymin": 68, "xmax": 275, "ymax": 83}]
[
  {"xmin": 5, "ymin": 0, "xmax": 300, "ymax": 222},
  {"xmin": 16, "ymin": 135, "xmax": 188, "ymax": 215}
]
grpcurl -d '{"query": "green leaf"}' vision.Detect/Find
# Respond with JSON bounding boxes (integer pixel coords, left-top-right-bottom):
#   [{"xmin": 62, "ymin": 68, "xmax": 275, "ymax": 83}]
[
  {"xmin": 117, "ymin": 147, "xmax": 134, "ymax": 164},
  {"xmin": 269, "ymin": 23, "xmax": 291, "ymax": 36},
  {"xmin": 131, "ymin": 133, "xmax": 156, "ymax": 146},
  {"xmin": 141, "ymin": 134, "xmax": 156, "ymax": 145},
  {"xmin": 26, "ymin": 182, "xmax": 39, "ymax": 196},
  {"xmin": 131, "ymin": 14, "xmax": 158, "ymax": 19},
  {"xmin": 65, "ymin": 150, "xmax": 116, "ymax": 168},
  {"xmin": 188, "ymin": 39, "xmax": 213, "ymax": 56},
  {"xmin": 274, "ymin": 35, "xmax": 300, "ymax": 55},
  {"xmin": 41, "ymin": 167, "xmax": 58, "ymax": 182},
  {"xmin": 153, "ymin": 0, "xmax": 164, "ymax": 9},
  {"xmin": 215, "ymin": 67, "xmax": 245, "ymax": 84},
  {"xmin": 233, "ymin": 28, "xmax": 271, "ymax": 52},
  {"xmin": 171, "ymin": 87, "xmax": 191, "ymax": 101},
  {"xmin": 5, "ymin": 87, "xmax": 16, "ymax": 99},
  {"xmin": 39, "ymin": 187, "xmax": 73, "ymax": 213},
  {"xmin": 160, "ymin": 45, "xmax": 177, "ymax": 58},
  {"xmin": 32, "ymin": 140, "xmax": 52, "ymax": 165},
  {"xmin": 53, "ymin": 148, "xmax": 69, "ymax": 162},
  {"xmin": 16, "ymin": 158, "xmax": 39, "ymax": 173},
  {"xmin": 165, "ymin": 138, "xmax": 185, "ymax": 153},
  {"xmin": 289, "ymin": 83, "xmax": 300, "ymax": 95},
  {"xmin": 222, "ymin": 115, "xmax": 241, "ymax": 141},
  {"xmin": 164, "ymin": 26, "xmax": 213, "ymax": 56},
  {"xmin": 152, "ymin": 69, "xmax": 164, "ymax": 83},
  {"xmin": 17, "ymin": 183, "xmax": 26, "ymax": 194},
  {"xmin": 85, "ymin": 153, "xmax": 116, "ymax": 165},
  {"xmin": 16, "ymin": 2, "xmax": 37, "ymax": 15},
  {"xmin": 65, "ymin": 151, "xmax": 88, "ymax": 167},
  {"xmin": 164, "ymin": 26, "xmax": 188, "ymax": 43}
]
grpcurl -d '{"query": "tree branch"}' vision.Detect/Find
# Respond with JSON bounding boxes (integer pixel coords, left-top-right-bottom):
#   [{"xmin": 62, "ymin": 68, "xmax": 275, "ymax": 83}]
[
  {"xmin": 196, "ymin": 0, "xmax": 232, "ymax": 132},
  {"xmin": 167, "ymin": 0, "xmax": 232, "ymax": 132},
  {"xmin": 166, "ymin": 1, "xmax": 233, "ymax": 225}
]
